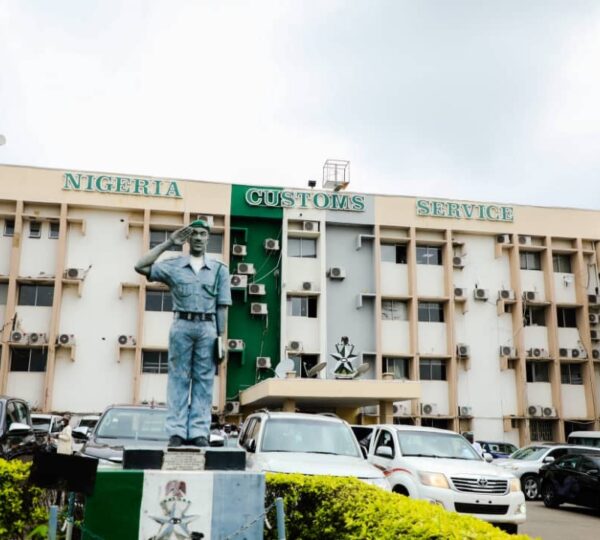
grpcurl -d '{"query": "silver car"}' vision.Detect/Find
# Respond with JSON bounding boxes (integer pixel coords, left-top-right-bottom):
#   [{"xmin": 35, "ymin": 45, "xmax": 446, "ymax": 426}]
[{"xmin": 495, "ymin": 444, "xmax": 600, "ymax": 500}]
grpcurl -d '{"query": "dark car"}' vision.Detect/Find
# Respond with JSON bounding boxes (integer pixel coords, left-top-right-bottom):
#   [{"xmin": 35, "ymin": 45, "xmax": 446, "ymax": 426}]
[
  {"xmin": 0, "ymin": 396, "xmax": 37, "ymax": 461},
  {"xmin": 478, "ymin": 441, "xmax": 519, "ymax": 459},
  {"xmin": 540, "ymin": 453, "xmax": 600, "ymax": 511}
]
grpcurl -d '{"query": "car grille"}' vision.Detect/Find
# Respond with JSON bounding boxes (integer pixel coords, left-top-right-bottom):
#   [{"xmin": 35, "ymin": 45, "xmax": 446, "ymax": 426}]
[
  {"xmin": 454, "ymin": 503, "xmax": 509, "ymax": 515},
  {"xmin": 450, "ymin": 476, "xmax": 508, "ymax": 494}
]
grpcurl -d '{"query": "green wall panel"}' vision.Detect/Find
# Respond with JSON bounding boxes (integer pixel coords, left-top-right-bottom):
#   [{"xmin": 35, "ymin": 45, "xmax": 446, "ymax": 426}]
[{"xmin": 230, "ymin": 184, "xmax": 283, "ymax": 219}]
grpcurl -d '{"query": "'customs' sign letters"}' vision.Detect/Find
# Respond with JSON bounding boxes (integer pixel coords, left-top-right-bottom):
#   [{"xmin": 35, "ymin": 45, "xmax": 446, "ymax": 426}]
[
  {"xmin": 416, "ymin": 198, "xmax": 514, "ymax": 223},
  {"xmin": 63, "ymin": 172, "xmax": 182, "ymax": 198},
  {"xmin": 245, "ymin": 188, "xmax": 366, "ymax": 212}
]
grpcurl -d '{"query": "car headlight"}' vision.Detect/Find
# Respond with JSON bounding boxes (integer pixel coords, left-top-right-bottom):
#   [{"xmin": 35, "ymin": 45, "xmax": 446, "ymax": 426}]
[
  {"xmin": 509, "ymin": 478, "xmax": 521, "ymax": 493},
  {"xmin": 419, "ymin": 472, "xmax": 449, "ymax": 489}
]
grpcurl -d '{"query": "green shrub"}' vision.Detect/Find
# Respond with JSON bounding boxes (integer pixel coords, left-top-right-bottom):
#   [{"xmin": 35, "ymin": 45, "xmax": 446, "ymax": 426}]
[
  {"xmin": 0, "ymin": 459, "xmax": 47, "ymax": 540},
  {"xmin": 265, "ymin": 473, "xmax": 532, "ymax": 540}
]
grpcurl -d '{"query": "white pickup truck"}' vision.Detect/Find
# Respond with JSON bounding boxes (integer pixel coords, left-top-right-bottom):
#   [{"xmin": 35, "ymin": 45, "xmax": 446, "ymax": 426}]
[{"xmin": 353, "ymin": 424, "xmax": 526, "ymax": 534}]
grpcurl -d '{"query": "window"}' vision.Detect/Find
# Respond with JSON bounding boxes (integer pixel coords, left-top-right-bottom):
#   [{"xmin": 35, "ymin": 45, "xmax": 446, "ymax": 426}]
[
  {"xmin": 561, "ymin": 363, "xmax": 583, "ymax": 385},
  {"xmin": 553, "ymin": 254, "xmax": 572, "ymax": 273},
  {"xmin": 10, "ymin": 348, "xmax": 47, "ymax": 372},
  {"xmin": 295, "ymin": 354, "xmax": 320, "ymax": 378},
  {"xmin": 288, "ymin": 237, "xmax": 317, "ymax": 258},
  {"xmin": 520, "ymin": 251, "xmax": 541, "ymax": 270},
  {"xmin": 416, "ymin": 245, "xmax": 441, "ymax": 265},
  {"xmin": 383, "ymin": 357, "xmax": 409, "ymax": 379},
  {"xmin": 0, "ymin": 283, "xmax": 7, "ymax": 305},
  {"xmin": 18, "ymin": 284, "xmax": 54, "ymax": 307},
  {"xmin": 4, "ymin": 219, "xmax": 14, "ymax": 237},
  {"xmin": 524, "ymin": 306, "xmax": 546, "ymax": 326},
  {"xmin": 6, "ymin": 400, "xmax": 29, "ymax": 425},
  {"xmin": 207, "ymin": 233, "xmax": 223, "ymax": 254},
  {"xmin": 49, "ymin": 221, "xmax": 60, "ymax": 239},
  {"xmin": 374, "ymin": 429, "xmax": 395, "ymax": 458},
  {"xmin": 141, "ymin": 350, "xmax": 169, "ymax": 374},
  {"xmin": 145, "ymin": 290, "xmax": 173, "ymax": 312},
  {"xmin": 382, "ymin": 300, "xmax": 408, "ymax": 321},
  {"xmin": 526, "ymin": 361, "xmax": 550, "ymax": 382},
  {"xmin": 420, "ymin": 418, "xmax": 452, "ymax": 429},
  {"xmin": 287, "ymin": 296, "xmax": 317, "ymax": 318},
  {"xmin": 149, "ymin": 229, "xmax": 182, "ymax": 251},
  {"xmin": 557, "ymin": 307, "xmax": 577, "ymax": 328},
  {"xmin": 29, "ymin": 221, "xmax": 42, "ymax": 239},
  {"xmin": 418, "ymin": 302, "xmax": 444, "ymax": 322},
  {"xmin": 381, "ymin": 244, "xmax": 407, "ymax": 264},
  {"xmin": 419, "ymin": 359, "xmax": 447, "ymax": 381},
  {"xmin": 529, "ymin": 420, "xmax": 554, "ymax": 442}
]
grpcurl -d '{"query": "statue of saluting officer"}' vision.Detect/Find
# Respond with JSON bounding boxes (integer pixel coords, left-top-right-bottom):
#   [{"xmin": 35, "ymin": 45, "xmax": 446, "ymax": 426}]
[{"xmin": 135, "ymin": 220, "xmax": 231, "ymax": 447}]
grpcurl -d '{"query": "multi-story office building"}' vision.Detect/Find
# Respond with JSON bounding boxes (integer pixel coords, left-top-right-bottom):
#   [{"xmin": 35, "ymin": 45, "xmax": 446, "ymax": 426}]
[{"xmin": 1, "ymin": 164, "xmax": 599, "ymax": 446}]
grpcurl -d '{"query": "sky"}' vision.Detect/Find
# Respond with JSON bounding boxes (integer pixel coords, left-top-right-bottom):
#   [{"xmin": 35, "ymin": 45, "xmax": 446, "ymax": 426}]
[{"xmin": 1, "ymin": 0, "xmax": 600, "ymax": 208}]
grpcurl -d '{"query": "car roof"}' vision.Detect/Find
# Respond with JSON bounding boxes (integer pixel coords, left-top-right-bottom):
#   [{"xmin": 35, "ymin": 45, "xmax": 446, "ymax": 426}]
[
  {"xmin": 102, "ymin": 403, "xmax": 167, "ymax": 412},
  {"xmin": 372, "ymin": 424, "xmax": 460, "ymax": 435},
  {"xmin": 477, "ymin": 440, "xmax": 516, "ymax": 445},
  {"xmin": 568, "ymin": 431, "xmax": 600, "ymax": 438},
  {"xmin": 249, "ymin": 411, "xmax": 344, "ymax": 423},
  {"xmin": 31, "ymin": 413, "xmax": 62, "ymax": 419}
]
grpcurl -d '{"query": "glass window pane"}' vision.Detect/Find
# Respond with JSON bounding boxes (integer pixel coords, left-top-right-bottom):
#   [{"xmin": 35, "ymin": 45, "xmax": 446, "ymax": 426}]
[
  {"xmin": 145, "ymin": 290, "xmax": 163, "ymax": 311},
  {"xmin": 302, "ymin": 238, "xmax": 317, "ymax": 258},
  {"xmin": 431, "ymin": 360, "xmax": 444, "ymax": 380},
  {"xmin": 18, "ymin": 285, "xmax": 37, "ymax": 306},
  {"xmin": 307, "ymin": 297, "xmax": 318, "ymax": 318},
  {"xmin": 10, "ymin": 349, "xmax": 30, "ymax": 371},
  {"xmin": 36, "ymin": 285, "xmax": 54, "ymax": 307},
  {"xmin": 4, "ymin": 219, "xmax": 15, "ymax": 236},
  {"xmin": 396, "ymin": 245, "xmax": 408, "ymax": 264},
  {"xmin": 418, "ymin": 303, "xmax": 429, "ymax": 322},
  {"xmin": 49, "ymin": 222, "xmax": 60, "ymax": 239},
  {"xmin": 299, "ymin": 297, "xmax": 308, "ymax": 317},
  {"xmin": 561, "ymin": 364, "xmax": 569, "ymax": 383},
  {"xmin": 0, "ymin": 283, "xmax": 7, "ymax": 305},
  {"xmin": 381, "ymin": 245, "xmax": 395, "ymax": 263},
  {"xmin": 142, "ymin": 351, "xmax": 160, "ymax": 373},
  {"xmin": 149, "ymin": 230, "xmax": 166, "ymax": 249},
  {"xmin": 29, "ymin": 221, "xmax": 41, "ymax": 238},
  {"xmin": 288, "ymin": 238, "xmax": 301, "ymax": 257},
  {"xmin": 207, "ymin": 233, "xmax": 223, "ymax": 254},
  {"xmin": 29, "ymin": 349, "xmax": 47, "ymax": 372},
  {"xmin": 162, "ymin": 291, "xmax": 173, "ymax": 312},
  {"xmin": 419, "ymin": 360, "xmax": 430, "ymax": 380},
  {"xmin": 571, "ymin": 364, "xmax": 583, "ymax": 385},
  {"xmin": 382, "ymin": 300, "xmax": 394, "ymax": 320},
  {"xmin": 416, "ymin": 246, "xmax": 428, "ymax": 264}
]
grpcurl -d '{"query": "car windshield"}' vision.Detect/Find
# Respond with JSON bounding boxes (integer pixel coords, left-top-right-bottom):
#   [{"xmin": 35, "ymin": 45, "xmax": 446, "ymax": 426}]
[
  {"xmin": 484, "ymin": 442, "xmax": 518, "ymax": 454},
  {"xmin": 79, "ymin": 418, "xmax": 99, "ymax": 428},
  {"xmin": 396, "ymin": 431, "xmax": 481, "ymax": 460},
  {"xmin": 510, "ymin": 446, "xmax": 548, "ymax": 460},
  {"xmin": 95, "ymin": 408, "xmax": 168, "ymax": 440},
  {"xmin": 260, "ymin": 418, "xmax": 360, "ymax": 457},
  {"xmin": 569, "ymin": 436, "xmax": 600, "ymax": 448},
  {"xmin": 31, "ymin": 417, "xmax": 51, "ymax": 431}
]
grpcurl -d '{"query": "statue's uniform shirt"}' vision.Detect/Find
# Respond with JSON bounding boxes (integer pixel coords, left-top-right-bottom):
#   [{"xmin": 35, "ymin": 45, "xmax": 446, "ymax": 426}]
[{"xmin": 149, "ymin": 255, "xmax": 232, "ymax": 313}]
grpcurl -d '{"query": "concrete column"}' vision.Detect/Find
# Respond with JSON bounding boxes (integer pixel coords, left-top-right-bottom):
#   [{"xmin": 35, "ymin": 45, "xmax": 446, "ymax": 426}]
[{"xmin": 379, "ymin": 400, "xmax": 393, "ymax": 424}]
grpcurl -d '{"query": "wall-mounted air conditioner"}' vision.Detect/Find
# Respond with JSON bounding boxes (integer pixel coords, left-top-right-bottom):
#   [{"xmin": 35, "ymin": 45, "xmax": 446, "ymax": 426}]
[
  {"xmin": 420, "ymin": 403, "xmax": 438, "ymax": 416},
  {"xmin": 328, "ymin": 267, "xmax": 346, "ymax": 280},
  {"xmin": 454, "ymin": 287, "xmax": 467, "ymax": 299},
  {"xmin": 456, "ymin": 343, "xmax": 470, "ymax": 358},
  {"xmin": 591, "ymin": 330, "xmax": 600, "ymax": 341},
  {"xmin": 227, "ymin": 339, "xmax": 245, "ymax": 352},
  {"xmin": 589, "ymin": 313, "xmax": 599, "ymax": 325},
  {"xmin": 543, "ymin": 406, "xmax": 557, "ymax": 418},
  {"xmin": 232, "ymin": 244, "xmax": 247, "ymax": 256},
  {"xmin": 528, "ymin": 405, "xmax": 543, "ymax": 417},
  {"xmin": 458, "ymin": 406, "xmax": 473, "ymax": 417},
  {"xmin": 518, "ymin": 235, "xmax": 532, "ymax": 246},
  {"xmin": 230, "ymin": 274, "xmax": 248, "ymax": 289},
  {"xmin": 64, "ymin": 268, "xmax": 85, "ymax": 280},
  {"xmin": 302, "ymin": 221, "xmax": 319, "ymax": 232},
  {"xmin": 499, "ymin": 346, "xmax": 517, "ymax": 357},
  {"xmin": 393, "ymin": 403, "xmax": 409, "ymax": 416},
  {"xmin": 118, "ymin": 335, "xmax": 136, "ymax": 347},
  {"xmin": 569, "ymin": 348, "xmax": 581, "ymax": 359},
  {"xmin": 497, "ymin": 234, "xmax": 511, "ymax": 244},
  {"xmin": 256, "ymin": 357, "xmax": 272, "ymax": 369},
  {"xmin": 523, "ymin": 290, "xmax": 539, "ymax": 302},
  {"xmin": 224, "ymin": 401, "xmax": 240, "ymax": 415},
  {"xmin": 588, "ymin": 294, "xmax": 600, "ymax": 305},
  {"xmin": 28, "ymin": 332, "xmax": 48, "ymax": 345},
  {"xmin": 473, "ymin": 288, "xmax": 489, "ymax": 301},
  {"xmin": 250, "ymin": 303, "xmax": 268, "ymax": 315},
  {"xmin": 593, "ymin": 349, "xmax": 600, "ymax": 360},
  {"xmin": 498, "ymin": 289, "xmax": 515, "ymax": 301},
  {"xmin": 452, "ymin": 256, "xmax": 465, "ymax": 269},
  {"xmin": 288, "ymin": 340, "xmax": 303, "ymax": 353},
  {"xmin": 10, "ymin": 331, "xmax": 27, "ymax": 343},
  {"xmin": 237, "ymin": 263, "xmax": 255, "ymax": 275},
  {"xmin": 302, "ymin": 281, "xmax": 315, "ymax": 292},
  {"xmin": 248, "ymin": 283, "xmax": 266, "ymax": 295},
  {"xmin": 57, "ymin": 334, "xmax": 75, "ymax": 346},
  {"xmin": 527, "ymin": 347, "xmax": 548, "ymax": 358},
  {"xmin": 264, "ymin": 238, "xmax": 280, "ymax": 251}
]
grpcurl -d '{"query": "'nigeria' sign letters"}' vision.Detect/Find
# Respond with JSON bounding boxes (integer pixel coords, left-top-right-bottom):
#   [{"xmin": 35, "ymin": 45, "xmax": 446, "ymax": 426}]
[{"xmin": 63, "ymin": 172, "xmax": 182, "ymax": 198}]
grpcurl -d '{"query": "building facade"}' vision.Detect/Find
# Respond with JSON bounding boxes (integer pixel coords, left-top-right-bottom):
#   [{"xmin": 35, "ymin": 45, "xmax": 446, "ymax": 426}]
[{"xmin": 1, "ymin": 164, "xmax": 600, "ymax": 446}]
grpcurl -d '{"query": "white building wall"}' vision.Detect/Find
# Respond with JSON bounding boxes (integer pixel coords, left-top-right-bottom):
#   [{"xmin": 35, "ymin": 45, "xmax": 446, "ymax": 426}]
[
  {"xmin": 527, "ymin": 382, "xmax": 553, "ymax": 407},
  {"xmin": 561, "ymin": 385, "xmax": 587, "ymax": 418},
  {"xmin": 420, "ymin": 381, "xmax": 449, "ymax": 415},
  {"xmin": 286, "ymin": 258, "xmax": 320, "ymax": 292},
  {"xmin": 143, "ymin": 312, "xmax": 171, "ymax": 347},
  {"xmin": 380, "ymin": 263, "xmax": 409, "ymax": 297},
  {"xmin": 417, "ymin": 323, "xmax": 446, "ymax": 355},
  {"xmin": 554, "ymin": 273, "xmax": 577, "ymax": 304},
  {"xmin": 381, "ymin": 320, "xmax": 410, "ymax": 354},
  {"xmin": 19, "ymin": 223, "xmax": 57, "ymax": 278},
  {"xmin": 521, "ymin": 270, "xmax": 546, "ymax": 300},
  {"xmin": 0, "ymin": 232, "xmax": 12, "ymax": 275},
  {"xmin": 286, "ymin": 316, "xmax": 320, "ymax": 353},
  {"xmin": 16, "ymin": 306, "xmax": 52, "ymax": 335},
  {"xmin": 6, "ymin": 373, "xmax": 45, "ymax": 409},
  {"xmin": 523, "ymin": 326, "xmax": 549, "ymax": 352},
  {"xmin": 417, "ymin": 265, "xmax": 445, "ymax": 297},
  {"xmin": 557, "ymin": 328, "xmax": 583, "ymax": 351}
]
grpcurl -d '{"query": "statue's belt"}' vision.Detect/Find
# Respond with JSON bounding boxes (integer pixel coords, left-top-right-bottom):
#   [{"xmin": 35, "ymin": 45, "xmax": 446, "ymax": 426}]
[{"xmin": 174, "ymin": 312, "xmax": 215, "ymax": 321}]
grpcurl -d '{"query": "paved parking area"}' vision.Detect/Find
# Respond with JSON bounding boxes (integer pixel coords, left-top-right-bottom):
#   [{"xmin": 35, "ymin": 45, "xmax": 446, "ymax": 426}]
[{"xmin": 520, "ymin": 501, "xmax": 599, "ymax": 539}]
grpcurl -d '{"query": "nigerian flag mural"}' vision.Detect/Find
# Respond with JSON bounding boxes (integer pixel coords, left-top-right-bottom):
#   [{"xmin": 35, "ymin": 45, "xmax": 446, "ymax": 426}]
[{"xmin": 83, "ymin": 470, "xmax": 265, "ymax": 540}]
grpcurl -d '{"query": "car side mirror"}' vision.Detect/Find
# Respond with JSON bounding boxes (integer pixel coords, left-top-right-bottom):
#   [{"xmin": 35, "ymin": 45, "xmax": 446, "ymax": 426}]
[
  {"xmin": 375, "ymin": 446, "xmax": 393, "ymax": 459},
  {"xmin": 245, "ymin": 438, "xmax": 256, "ymax": 453},
  {"xmin": 8, "ymin": 422, "xmax": 33, "ymax": 435},
  {"xmin": 543, "ymin": 456, "xmax": 555, "ymax": 464},
  {"xmin": 482, "ymin": 452, "xmax": 494, "ymax": 463},
  {"xmin": 586, "ymin": 468, "xmax": 599, "ymax": 476},
  {"xmin": 71, "ymin": 428, "xmax": 90, "ymax": 441}
]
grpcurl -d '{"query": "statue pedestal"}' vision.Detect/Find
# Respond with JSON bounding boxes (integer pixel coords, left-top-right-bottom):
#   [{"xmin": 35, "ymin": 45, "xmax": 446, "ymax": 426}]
[{"xmin": 162, "ymin": 446, "xmax": 206, "ymax": 471}]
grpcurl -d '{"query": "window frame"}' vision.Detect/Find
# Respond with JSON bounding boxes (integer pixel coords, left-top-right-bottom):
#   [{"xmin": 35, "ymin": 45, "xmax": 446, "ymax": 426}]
[
  {"xmin": 524, "ymin": 306, "xmax": 546, "ymax": 327},
  {"xmin": 557, "ymin": 307, "xmax": 577, "ymax": 328},
  {"xmin": 48, "ymin": 221, "xmax": 60, "ymax": 239},
  {"xmin": 419, "ymin": 358, "xmax": 447, "ymax": 381},
  {"xmin": 287, "ymin": 295, "xmax": 318, "ymax": 318},
  {"xmin": 552, "ymin": 254, "xmax": 572, "ymax": 274},
  {"xmin": 17, "ymin": 283, "xmax": 54, "ymax": 307},
  {"xmin": 374, "ymin": 429, "xmax": 396, "ymax": 458},
  {"xmin": 10, "ymin": 347, "xmax": 48, "ymax": 372},
  {"xmin": 416, "ymin": 245, "xmax": 442, "ymax": 266},
  {"xmin": 560, "ymin": 363, "xmax": 583, "ymax": 385},
  {"xmin": 149, "ymin": 229, "xmax": 183, "ymax": 251},
  {"xmin": 383, "ymin": 357, "xmax": 409, "ymax": 380},
  {"xmin": 418, "ymin": 301, "xmax": 444, "ymax": 323},
  {"xmin": 529, "ymin": 419, "xmax": 554, "ymax": 442},
  {"xmin": 4, "ymin": 219, "xmax": 15, "ymax": 237},
  {"xmin": 520, "ymin": 251, "xmax": 542, "ymax": 271},
  {"xmin": 381, "ymin": 300, "xmax": 408, "ymax": 321},
  {"xmin": 145, "ymin": 289, "xmax": 173, "ymax": 312},
  {"xmin": 28, "ymin": 220, "xmax": 42, "ymax": 239},
  {"xmin": 287, "ymin": 237, "xmax": 317, "ymax": 258},
  {"xmin": 526, "ymin": 361, "xmax": 550, "ymax": 383},
  {"xmin": 141, "ymin": 350, "xmax": 169, "ymax": 374},
  {"xmin": 381, "ymin": 244, "xmax": 407, "ymax": 264}
]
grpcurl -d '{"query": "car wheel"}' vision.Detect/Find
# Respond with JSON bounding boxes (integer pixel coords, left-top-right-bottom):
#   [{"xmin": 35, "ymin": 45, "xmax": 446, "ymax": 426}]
[
  {"xmin": 496, "ymin": 523, "xmax": 518, "ymax": 534},
  {"xmin": 521, "ymin": 474, "xmax": 540, "ymax": 500},
  {"xmin": 542, "ymin": 482, "xmax": 561, "ymax": 509},
  {"xmin": 393, "ymin": 485, "xmax": 409, "ymax": 497}
]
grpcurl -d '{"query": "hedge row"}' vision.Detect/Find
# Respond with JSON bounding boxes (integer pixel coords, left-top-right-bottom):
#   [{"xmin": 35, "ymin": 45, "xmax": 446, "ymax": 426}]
[{"xmin": 265, "ymin": 473, "xmax": 532, "ymax": 540}]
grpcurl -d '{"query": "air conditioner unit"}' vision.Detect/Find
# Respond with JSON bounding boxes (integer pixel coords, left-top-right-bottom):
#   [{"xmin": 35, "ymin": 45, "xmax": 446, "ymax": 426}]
[
  {"xmin": 591, "ymin": 330, "xmax": 600, "ymax": 341},
  {"xmin": 250, "ymin": 303, "xmax": 268, "ymax": 315},
  {"xmin": 302, "ymin": 281, "xmax": 314, "ymax": 292},
  {"xmin": 473, "ymin": 288, "xmax": 489, "ymax": 301},
  {"xmin": 559, "ymin": 347, "xmax": 569, "ymax": 358},
  {"xmin": 393, "ymin": 403, "xmax": 409, "ymax": 416},
  {"xmin": 499, "ymin": 346, "xmax": 517, "ymax": 357},
  {"xmin": 498, "ymin": 289, "xmax": 515, "ymax": 301},
  {"xmin": 570, "ymin": 348, "xmax": 581, "ymax": 359},
  {"xmin": 523, "ymin": 290, "xmax": 538, "ymax": 302},
  {"xmin": 528, "ymin": 405, "xmax": 543, "ymax": 417},
  {"xmin": 256, "ymin": 356, "xmax": 272, "ymax": 369},
  {"xmin": 328, "ymin": 267, "xmax": 346, "ymax": 280},
  {"xmin": 227, "ymin": 339, "xmax": 245, "ymax": 352},
  {"xmin": 458, "ymin": 406, "xmax": 473, "ymax": 417},
  {"xmin": 518, "ymin": 235, "xmax": 532, "ymax": 246},
  {"xmin": 230, "ymin": 274, "xmax": 248, "ymax": 290},
  {"xmin": 57, "ymin": 334, "xmax": 75, "ymax": 346},
  {"xmin": 527, "ymin": 347, "xmax": 547, "ymax": 358},
  {"xmin": 543, "ymin": 407, "xmax": 557, "ymax": 418},
  {"xmin": 588, "ymin": 294, "xmax": 600, "ymax": 305},
  {"xmin": 590, "ymin": 313, "xmax": 599, "ymax": 325},
  {"xmin": 302, "ymin": 221, "xmax": 319, "ymax": 232},
  {"xmin": 288, "ymin": 340, "xmax": 303, "ymax": 353},
  {"xmin": 452, "ymin": 256, "xmax": 465, "ymax": 269},
  {"xmin": 456, "ymin": 343, "xmax": 470, "ymax": 358},
  {"xmin": 248, "ymin": 283, "xmax": 266, "ymax": 295},
  {"xmin": 224, "ymin": 401, "xmax": 240, "ymax": 415},
  {"xmin": 237, "ymin": 262, "xmax": 255, "ymax": 275},
  {"xmin": 593, "ymin": 349, "xmax": 600, "ymax": 360},
  {"xmin": 232, "ymin": 244, "xmax": 247, "ymax": 257},
  {"xmin": 454, "ymin": 287, "xmax": 466, "ymax": 299},
  {"xmin": 64, "ymin": 267, "xmax": 85, "ymax": 280},
  {"xmin": 497, "ymin": 234, "xmax": 511, "ymax": 244},
  {"xmin": 117, "ymin": 335, "xmax": 136, "ymax": 347},
  {"xmin": 264, "ymin": 238, "xmax": 280, "ymax": 251},
  {"xmin": 420, "ymin": 403, "xmax": 438, "ymax": 416},
  {"xmin": 28, "ymin": 332, "xmax": 48, "ymax": 345},
  {"xmin": 10, "ymin": 331, "xmax": 26, "ymax": 343}
]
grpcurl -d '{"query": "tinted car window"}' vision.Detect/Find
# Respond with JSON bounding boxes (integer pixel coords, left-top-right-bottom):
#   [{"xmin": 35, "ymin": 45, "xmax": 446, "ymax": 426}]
[
  {"xmin": 548, "ymin": 448, "xmax": 568, "ymax": 460},
  {"xmin": 96, "ymin": 408, "xmax": 168, "ymax": 440},
  {"xmin": 556, "ymin": 455, "xmax": 580, "ymax": 470},
  {"xmin": 579, "ymin": 457, "xmax": 600, "ymax": 473}
]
